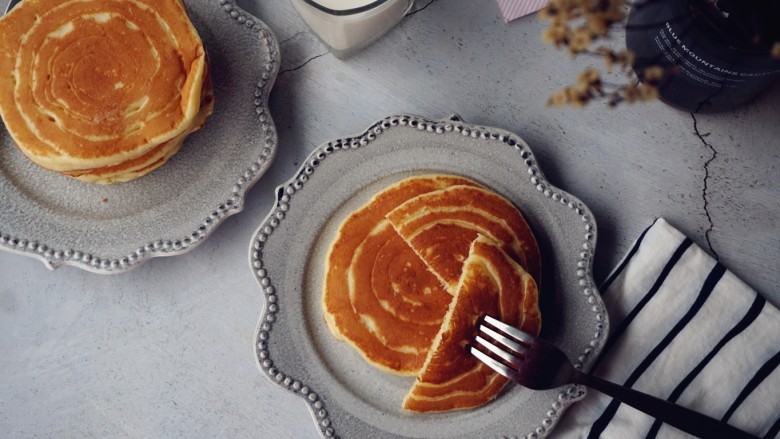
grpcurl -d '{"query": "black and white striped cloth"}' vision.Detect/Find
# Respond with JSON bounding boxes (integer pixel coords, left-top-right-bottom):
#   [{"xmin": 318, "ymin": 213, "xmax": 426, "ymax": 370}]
[{"xmin": 555, "ymin": 218, "xmax": 780, "ymax": 438}]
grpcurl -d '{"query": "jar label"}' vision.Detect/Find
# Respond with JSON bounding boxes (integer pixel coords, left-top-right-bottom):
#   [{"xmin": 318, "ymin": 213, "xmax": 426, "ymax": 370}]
[{"xmin": 656, "ymin": 21, "xmax": 780, "ymax": 89}]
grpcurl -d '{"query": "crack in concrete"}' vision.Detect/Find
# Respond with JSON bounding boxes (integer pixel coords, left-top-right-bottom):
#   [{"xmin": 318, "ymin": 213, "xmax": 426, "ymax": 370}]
[
  {"xmin": 405, "ymin": 0, "xmax": 441, "ymax": 18},
  {"xmin": 691, "ymin": 112, "xmax": 720, "ymax": 260},
  {"xmin": 279, "ymin": 31, "xmax": 307, "ymax": 46},
  {"xmin": 278, "ymin": 51, "xmax": 329, "ymax": 77}
]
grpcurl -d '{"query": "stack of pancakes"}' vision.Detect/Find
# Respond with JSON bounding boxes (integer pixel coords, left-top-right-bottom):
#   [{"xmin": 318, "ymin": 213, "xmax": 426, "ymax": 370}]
[
  {"xmin": 323, "ymin": 174, "xmax": 542, "ymax": 413},
  {"xmin": 0, "ymin": 0, "xmax": 212, "ymax": 184}
]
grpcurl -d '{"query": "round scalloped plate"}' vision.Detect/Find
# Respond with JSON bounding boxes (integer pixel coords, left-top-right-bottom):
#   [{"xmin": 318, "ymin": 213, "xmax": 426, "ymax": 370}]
[
  {"xmin": 250, "ymin": 115, "xmax": 610, "ymax": 438},
  {"xmin": 0, "ymin": 0, "xmax": 279, "ymax": 273}
]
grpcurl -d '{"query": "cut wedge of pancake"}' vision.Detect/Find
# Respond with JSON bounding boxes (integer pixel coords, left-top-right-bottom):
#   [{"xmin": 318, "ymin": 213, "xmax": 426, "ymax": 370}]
[
  {"xmin": 322, "ymin": 175, "xmax": 482, "ymax": 375},
  {"xmin": 387, "ymin": 184, "xmax": 541, "ymax": 293},
  {"xmin": 402, "ymin": 235, "xmax": 541, "ymax": 413},
  {"xmin": 0, "ymin": 0, "xmax": 208, "ymax": 175}
]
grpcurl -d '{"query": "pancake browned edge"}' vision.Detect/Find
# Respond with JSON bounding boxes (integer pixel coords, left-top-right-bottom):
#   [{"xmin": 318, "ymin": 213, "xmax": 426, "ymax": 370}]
[
  {"xmin": 0, "ymin": 0, "xmax": 210, "ymax": 183},
  {"xmin": 402, "ymin": 235, "xmax": 541, "ymax": 413},
  {"xmin": 322, "ymin": 175, "xmax": 482, "ymax": 375}
]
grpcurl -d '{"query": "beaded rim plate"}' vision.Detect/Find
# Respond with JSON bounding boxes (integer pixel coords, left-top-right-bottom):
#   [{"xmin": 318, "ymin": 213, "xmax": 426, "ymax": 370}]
[
  {"xmin": 250, "ymin": 115, "xmax": 610, "ymax": 438},
  {"xmin": 0, "ymin": 0, "xmax": 279, "ymax": 273}
]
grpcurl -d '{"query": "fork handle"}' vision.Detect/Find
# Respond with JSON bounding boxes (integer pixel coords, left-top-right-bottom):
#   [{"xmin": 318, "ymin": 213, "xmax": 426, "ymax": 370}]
[{"xmin": 575, "ymin": 371, "xmax": 759, "ymax": 439}]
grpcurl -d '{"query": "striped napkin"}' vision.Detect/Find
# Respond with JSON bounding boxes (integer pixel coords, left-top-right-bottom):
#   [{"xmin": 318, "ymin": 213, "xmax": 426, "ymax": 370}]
[
  {"xmin": 554, "ymin": 218, "xmax": 780, "ymax": 438},
  {"xmin": 496, "ymin": 0, "xmax": 549, "ymax": 22}
]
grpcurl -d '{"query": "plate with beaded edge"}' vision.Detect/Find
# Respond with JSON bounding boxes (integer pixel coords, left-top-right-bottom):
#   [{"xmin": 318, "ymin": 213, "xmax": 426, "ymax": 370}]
[
  {"xmin": 249, "ymin": 114, "xmax": 610, "ymax": 438},
  {"xmin": 0, "ymin": 0, "xmax": 279, "ymax": 273}
]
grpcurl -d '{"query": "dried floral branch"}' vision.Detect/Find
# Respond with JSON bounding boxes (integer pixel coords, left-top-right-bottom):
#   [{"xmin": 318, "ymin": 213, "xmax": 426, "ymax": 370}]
[
  {"xmin": 540, "ymin": 0, "xmax": 657, "ymax": 107},
  {"xmin": 540, "ymin": 0, "xmax": 780, "ymax": 108}
]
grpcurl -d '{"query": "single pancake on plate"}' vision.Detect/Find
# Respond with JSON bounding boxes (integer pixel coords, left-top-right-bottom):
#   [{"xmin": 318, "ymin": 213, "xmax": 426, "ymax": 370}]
[
  {"xmin": 402, "ymin": 235, "xmax": 541, "ymax": 413},
  {"xmin": 386, "ymin": 184, "xmax": 541, "ymax": 293},
  {"xmin": 322, "ymin": 174, "xmax": 482, "ymax": 375},
  {"xmin": 0, "ymin": 0, "xmax": 211, "ymax": 183}
]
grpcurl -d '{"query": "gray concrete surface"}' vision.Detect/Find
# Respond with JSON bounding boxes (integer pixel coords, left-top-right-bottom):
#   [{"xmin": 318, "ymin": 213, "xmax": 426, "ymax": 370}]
[{"xmin": 1, "ymin": 0, "xmax": 778, "ymax": 438}]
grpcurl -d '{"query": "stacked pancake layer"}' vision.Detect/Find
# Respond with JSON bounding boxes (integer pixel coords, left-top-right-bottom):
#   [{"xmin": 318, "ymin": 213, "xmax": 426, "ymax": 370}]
[
  {"xmin": 322, "ymin": 174, "xmax": 542, "ymax": 412},
  {"xmin": 387, "ymin": 184, "xmax": 541, "ymax": 292},
  {"xmin": 0, "ymin": 0, "xmax": 212, "ymax": 184}
]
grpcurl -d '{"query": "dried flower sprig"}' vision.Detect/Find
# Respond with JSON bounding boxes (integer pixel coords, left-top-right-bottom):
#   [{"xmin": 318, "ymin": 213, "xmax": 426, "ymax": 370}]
[
  {"xmin": 540, "ymin": 0, "xmax": 661, "ymax": 107},
  {"xmin": 540, "ymin": 0, "xmax": 780, "ymax": 108},
  {"xmin": 539, "ymin": 0, "xmax": 626, "ymax": 52}
]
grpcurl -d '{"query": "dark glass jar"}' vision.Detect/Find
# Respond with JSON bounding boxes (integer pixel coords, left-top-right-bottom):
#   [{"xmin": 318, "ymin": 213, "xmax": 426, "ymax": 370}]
[{"xmin": 626, "ymin": 0, "xmax": 780, "ymax": 113}]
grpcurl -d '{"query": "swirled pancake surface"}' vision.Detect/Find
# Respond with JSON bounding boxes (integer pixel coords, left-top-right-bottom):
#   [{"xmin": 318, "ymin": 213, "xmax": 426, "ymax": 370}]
[
  {"xmin": 63, "ymin": 71, "xmax": 214, "ymax": 184},
  {"xmin": 402, "ymin": 235, "xmax": 541, "ymax": 413},
  {"xmin": 0, "ymin": 0, "xmax": 208, "ymax": 173},
  {"xmin": 323, "ymin": 174, "xmax": 544, "ymax": 411},
  {"xmin": 322, "ymin": 175, "xmax": 481, "ymax": 375},
  {"xmin": 387, "ymin": 185, "xmax": 542, "ymax": 293}
]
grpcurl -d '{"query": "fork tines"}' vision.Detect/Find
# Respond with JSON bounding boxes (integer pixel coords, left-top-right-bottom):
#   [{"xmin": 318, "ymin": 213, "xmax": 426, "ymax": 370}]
[{"xmin": 470, "ymin": 315, "xmax": 533, "ymax": 380}]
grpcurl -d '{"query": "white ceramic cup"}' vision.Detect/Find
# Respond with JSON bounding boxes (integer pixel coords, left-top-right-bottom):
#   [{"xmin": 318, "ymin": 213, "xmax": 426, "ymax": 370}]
[{"xmin": 290, "ymin": 0, "xmax": 414, "ymax": 57}]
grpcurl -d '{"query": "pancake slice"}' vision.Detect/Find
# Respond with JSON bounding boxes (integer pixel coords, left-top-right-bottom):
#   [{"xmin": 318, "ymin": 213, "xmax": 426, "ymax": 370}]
[
  {"xmin": 386, "ymin": 185, "xmax": 541, "ymax": 293},
  {"xmin": 402, "ymin": 235, "xmax": 541, "ymax": 413},
  {"xmin": 322, "ymin": 175, "xmax": 482, "ymax": 375}
]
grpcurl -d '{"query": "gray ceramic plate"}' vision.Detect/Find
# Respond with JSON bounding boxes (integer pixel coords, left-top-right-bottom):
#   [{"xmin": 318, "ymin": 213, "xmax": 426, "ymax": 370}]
[
  {"xmin": 0, "ymin": 0, "xmax": 279, "ymax": 273},
  {"xmin": 250, "ymin": 115, "xmax": 610, "ymax": 438}
]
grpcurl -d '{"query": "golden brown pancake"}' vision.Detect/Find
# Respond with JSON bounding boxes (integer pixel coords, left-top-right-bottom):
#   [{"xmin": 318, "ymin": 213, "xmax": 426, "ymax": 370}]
[
  {"xmin": 0, "ymin": 0, "xmax": 208, "ymax": 177},
  {"xmin": 386, "ymin": 185, "xmax": 542, "ymax": 293},
  {"xmin": 323, "ymin": 174, "xmax": 544, "ymax": 411},
  {"xmin": 63, "ymin": 72, "xmax": 214, "ymax": 184},
  {"xmin": 322, "ymin": 175, "xmax": 482, "ymax": 375},
  {"xmin": 402, "ymin": 235, "xmax": 541, "ymax": 412}
]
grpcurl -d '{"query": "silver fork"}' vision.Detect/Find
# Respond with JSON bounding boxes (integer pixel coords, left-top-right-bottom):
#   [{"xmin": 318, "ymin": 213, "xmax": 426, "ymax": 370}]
[{"xmin": 471, "ymin": 315, "xmax": 758, "ymax": 439}]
